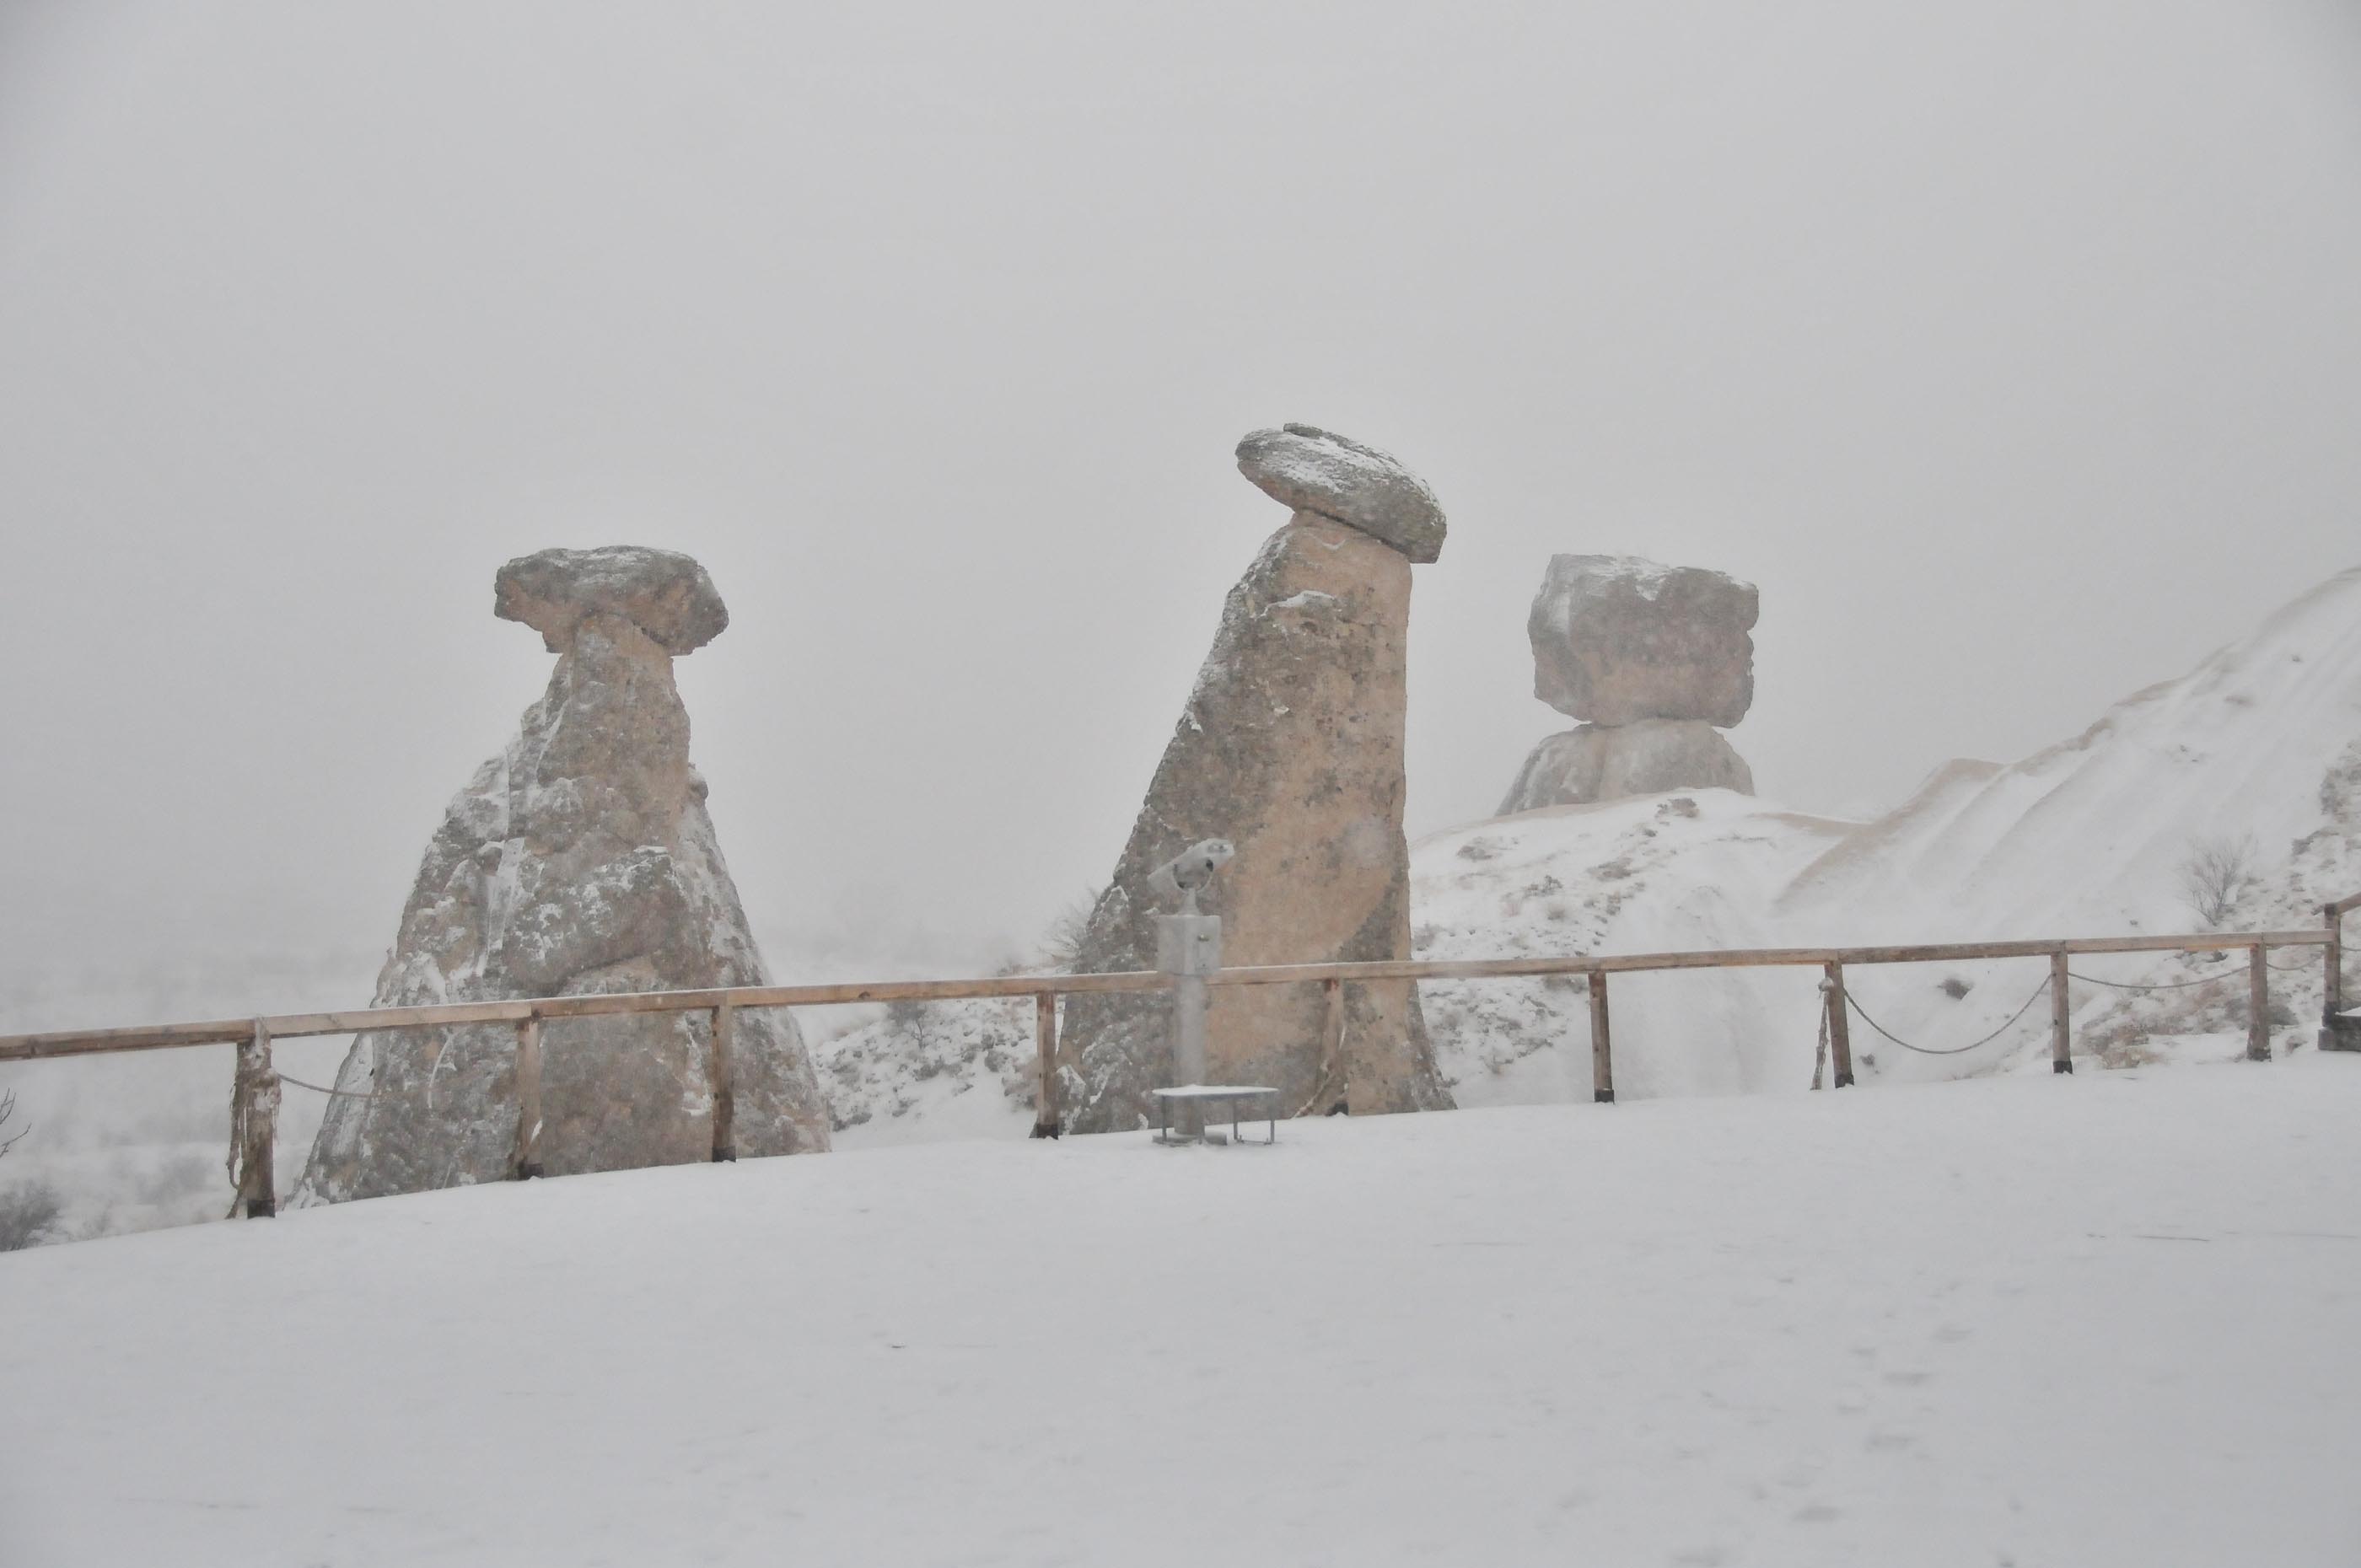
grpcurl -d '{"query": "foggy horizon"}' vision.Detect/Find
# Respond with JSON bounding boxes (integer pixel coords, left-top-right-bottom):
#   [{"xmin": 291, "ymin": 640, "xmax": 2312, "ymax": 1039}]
[{"xmin": 5, "ymin": 2, "xmax": 2360, "ymax": 996}]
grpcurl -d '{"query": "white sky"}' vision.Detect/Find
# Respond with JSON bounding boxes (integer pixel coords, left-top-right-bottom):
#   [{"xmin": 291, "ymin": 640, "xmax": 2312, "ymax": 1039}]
[{"xmin": 3, "ymin": 2, "xmax": 2358, "ymax": 986}]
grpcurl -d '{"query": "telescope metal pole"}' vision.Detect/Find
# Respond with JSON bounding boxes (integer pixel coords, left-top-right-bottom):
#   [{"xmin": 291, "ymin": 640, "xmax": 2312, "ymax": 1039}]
[{"xmin": 1156, "ymin": 909, "xmax": 1221, "ymax": 1140}]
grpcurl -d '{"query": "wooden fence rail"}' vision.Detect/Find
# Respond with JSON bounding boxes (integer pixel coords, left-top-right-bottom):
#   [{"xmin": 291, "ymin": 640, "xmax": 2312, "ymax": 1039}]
[{"xmin": 0, "ymin": 920, "xmax": 2339, "ymax": 1216}]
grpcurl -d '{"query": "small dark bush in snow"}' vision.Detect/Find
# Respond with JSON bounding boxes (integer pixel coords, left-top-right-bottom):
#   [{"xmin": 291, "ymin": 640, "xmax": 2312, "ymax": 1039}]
[
  {"xmin": 2179, "ymin": 834, "xmax": 2256, "ymax": 928},
  {"xmin": 0, "ymin": 1180, "xmax": 64, "ymax": 1252}
]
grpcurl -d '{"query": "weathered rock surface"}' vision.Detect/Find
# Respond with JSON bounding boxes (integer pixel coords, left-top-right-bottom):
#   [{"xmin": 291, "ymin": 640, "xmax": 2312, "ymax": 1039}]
[
  {"xmin": 298, "ymin": 548, "xmax": 828, "ymax": 1204},
  {"xmin": 1235, "ymin": 423, "xmax": 1448, "ymax": 564},
  {"xmin": 1057, "ymin": 464, "xmax": 1453, "ymax": 1130},
  {"xmin": 495, "ymin": 545, "xmax": 729, "ymax": 655},
  {"xmin": 1498, "ymin": 720, "xmax": 1756, "ymax": 814},
  {"xmin": 1528, "ymin": 555, "xmax": 1757, "ymax": 726}
]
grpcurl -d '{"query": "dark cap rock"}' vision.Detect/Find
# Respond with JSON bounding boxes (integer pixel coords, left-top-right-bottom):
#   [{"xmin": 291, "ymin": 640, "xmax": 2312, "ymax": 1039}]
[
  {"xmin": 1234, "ymin": 423, "xmax": 1448, "ymax": 564},
  {"xmin": 494, "ymin": 546, "xmax": 729, "ymax": 655}
]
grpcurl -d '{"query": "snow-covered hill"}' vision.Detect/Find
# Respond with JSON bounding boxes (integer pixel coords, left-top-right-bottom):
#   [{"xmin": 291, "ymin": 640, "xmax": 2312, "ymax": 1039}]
[
  {"xmin": 831, "ymin": 567, "xmax": 2361, "ymax": 1136},
  {"xmin": 8, "ymin": 1057, "xmax": 2358, "ymax": 1566},
  {"xmin": 1788, "ymin": 567, "xmax": 2361, "ymax": 942}
]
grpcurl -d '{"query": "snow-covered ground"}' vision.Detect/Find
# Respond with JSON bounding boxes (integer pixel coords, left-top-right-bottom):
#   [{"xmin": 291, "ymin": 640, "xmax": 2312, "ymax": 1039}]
[{"xmin": 6, "ymin": 1052, "xmax": 2357, "ymax": 1566}]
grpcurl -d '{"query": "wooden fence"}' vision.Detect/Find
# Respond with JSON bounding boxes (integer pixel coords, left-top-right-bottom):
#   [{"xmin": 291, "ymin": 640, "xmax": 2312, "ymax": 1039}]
[{"xmin": 1, "ymin": 910, "xmax": 2349, "ymax": 1219}]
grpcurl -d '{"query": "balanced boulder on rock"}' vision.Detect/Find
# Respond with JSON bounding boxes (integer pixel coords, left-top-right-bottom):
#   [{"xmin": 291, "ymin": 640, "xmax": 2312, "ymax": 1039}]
[
  {"xmin": 1528, "ymin": 555, "xmax": 1756, "ymax": 727},
  {"xmin": 1056, "ymin": 427, "xmax": 1454, "ymax": 1130},
  {"xmin": 298, "ymin": 546, "xmax": 829, "ymax": 1204},
  {"xmin": 1504, "ymin": 554, "xmax": 1761, "ymax": 811}
]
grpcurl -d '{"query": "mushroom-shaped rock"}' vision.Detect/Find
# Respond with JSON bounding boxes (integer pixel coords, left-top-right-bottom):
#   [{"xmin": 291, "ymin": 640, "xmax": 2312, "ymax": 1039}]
[
  {"xmin": 1528, "ymin": 555, "xmax": 1757, "ymax": 727},
  {"xmin": 495, "ymin": 545, "xmax": 729, "ymax": 655},
  {"xmin": 298, "ymin": 547, "xmax": 826, "ymax": 1205},
  {"xmin": 1235, "ymin": 423, "xmax": 1448, "ymax": 563},
  {"xmin": 1056, "ymin": 432, "xmax": 1454, "ymax": 1131}
]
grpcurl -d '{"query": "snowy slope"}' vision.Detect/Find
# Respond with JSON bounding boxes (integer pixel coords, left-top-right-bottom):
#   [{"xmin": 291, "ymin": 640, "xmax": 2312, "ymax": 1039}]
[
  {"xmin": 7, "ymin": 1057, "xmax": 2359, "ymax": 1567},
  {"xmin": 1788, "ymin": 566, "xmax": 2361, "ymax": 941}
]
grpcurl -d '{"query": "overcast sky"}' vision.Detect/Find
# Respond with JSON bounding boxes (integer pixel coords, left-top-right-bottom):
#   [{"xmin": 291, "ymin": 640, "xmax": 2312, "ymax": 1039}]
[{"xmin": 3, "ymin": 2, "xmax": 2358, "ymax": 996}]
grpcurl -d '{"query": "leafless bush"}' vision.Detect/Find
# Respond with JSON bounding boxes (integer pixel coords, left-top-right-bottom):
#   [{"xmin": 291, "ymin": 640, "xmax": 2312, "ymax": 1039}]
[
  {"xmin": 0, "ymin": 1088, "xmax": 26, "ymax": 1159},
  {"xmin": 2180, "ymin": 834, "xmax": 2256, "ymax": 928},
  {"xmin": 1037, "ymin": 888, "xmax": 1103, "ymax": 973},
  {"xmin": 0, "ymin": 1179, "xmax": 63, "ymax": 1251}
]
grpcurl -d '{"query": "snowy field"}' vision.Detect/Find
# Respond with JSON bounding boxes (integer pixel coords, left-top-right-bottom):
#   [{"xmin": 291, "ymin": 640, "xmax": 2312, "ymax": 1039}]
[{"xmin": 7, "ymin": 1055, "xmax": 2358, "ymax": 1567}]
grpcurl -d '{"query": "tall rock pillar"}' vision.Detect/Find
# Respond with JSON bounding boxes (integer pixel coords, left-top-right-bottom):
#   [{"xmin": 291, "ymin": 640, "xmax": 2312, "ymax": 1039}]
[
  {"xmin": 298, "ymin": 546, "xmax": 829, "ymax": 1204},
  {"xmin": 1057, "ymin": 425, "xmax": 1454, "ymax": 1130}
]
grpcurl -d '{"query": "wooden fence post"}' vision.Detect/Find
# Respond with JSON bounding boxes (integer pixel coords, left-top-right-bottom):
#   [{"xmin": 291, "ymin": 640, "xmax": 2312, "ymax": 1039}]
[
  {"xmin": 2050, "ymin": 951, "xmax": 2073, "ymax": 1074},
  {"xmin": 514, "ymin": 1018, "xmax": 544, "ymax": 1179},
  {"xmin": 2324, "ymin": 904, "xmax": 2342, "ymax": 1028},
  {"xmin": 708, "ymin": 1004, "xmax": 738, "ymax": 1162},
  {"xmin": 2247, "ymin": 944, "xmax": 2272, "ymax": 1062},
  {"xmin": 1588, "ymin": 969, "xmax": 1614, "ymax": 1103},
  {"xmin": 1823, "ymin": 961, "xmax": 1855, "ymax": 1087},
  {"xmin": 231, "ymin": 1018, "xmax": 279, "ymax": 1217},
  {"xmin": 1030, "ymin": 991, "xmax": 1062, "ymax": 1139}
]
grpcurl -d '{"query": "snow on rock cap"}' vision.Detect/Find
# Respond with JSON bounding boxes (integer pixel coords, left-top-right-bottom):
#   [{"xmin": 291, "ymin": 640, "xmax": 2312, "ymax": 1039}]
[
  {"xmin": 1234, "ymin": 423, "xmax": 1448, "ymax": 564},
  {"xmin": 494, "ymin": 546, "xmax": 729, "ymax": 655}
]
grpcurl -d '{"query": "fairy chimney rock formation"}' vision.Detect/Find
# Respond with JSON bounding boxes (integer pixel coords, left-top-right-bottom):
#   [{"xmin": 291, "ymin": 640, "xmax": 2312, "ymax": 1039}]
[
  {"xmin": 1056, "ymin": 427, "xmax": 1453, "ymax": 1130},
  {"xmin": 298, "ymin": 546, "xmax": 829, "ymax": 1204},
  {"xmin": 1501, "ymin": 555, "xmax": 1759, "ymax": 813}
]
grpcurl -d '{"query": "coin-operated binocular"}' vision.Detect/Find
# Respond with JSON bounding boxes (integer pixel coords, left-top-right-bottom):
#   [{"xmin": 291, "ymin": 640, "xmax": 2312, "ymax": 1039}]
[{"xmin": 1150, "ymin": 840, "xmax": 1233, "ymax": 1111}]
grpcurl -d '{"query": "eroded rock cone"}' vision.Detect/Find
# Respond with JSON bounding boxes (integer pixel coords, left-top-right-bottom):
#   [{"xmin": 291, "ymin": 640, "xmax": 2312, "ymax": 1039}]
[
  {"xmin": 298, "ymin": 547, "xmax": 829, "ymax": 1204},
  {"xmin": 1056, "ymin": 431, "xmax": 1453, "ymax": 1130}
]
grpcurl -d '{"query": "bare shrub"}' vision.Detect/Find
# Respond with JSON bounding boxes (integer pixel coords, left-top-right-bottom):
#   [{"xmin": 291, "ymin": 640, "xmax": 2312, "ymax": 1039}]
[
  {"xmin": 0, "ymin": 1180, "xmax": 63, "ymax": 1251},
  {"xmin": 0, "ymin": 1087, "xmax": 26, "ymax": 1159},
  {"xmin": 69, "ymin": 1203, "xmax": 120, "ymax": 1244},
  {"xmin": 1037, "ymin": 888, "xmax": 1103, "ymax": 973},
  {"xmin": 2180, "ymin": 834, "xmax": 2256, "ymax": 928}
]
